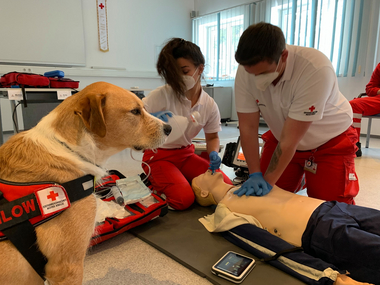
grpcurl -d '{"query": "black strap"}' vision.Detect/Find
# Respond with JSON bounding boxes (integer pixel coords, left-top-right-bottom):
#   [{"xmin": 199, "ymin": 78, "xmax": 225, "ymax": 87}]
[
  {"xmin": 20, "ymin": 85, "xmax": 27, "ymax": 107},
  {"xmin": 0, "ymin": 174, "xmax": 95, "ymax": 281},
  {"xmin": 260, "ymin": 247, "xmax": 304, "ymax": 262},
  {"xmin": 61, "ymin": 174, "xmax": 95, "ymax": 202},
  {"xmin": 2, "ymin": 219, "xmax": 47, "ymax": 279},
  {"xmin": 0, "ymin": 193, "xmax": 46, "ymax": 279}
]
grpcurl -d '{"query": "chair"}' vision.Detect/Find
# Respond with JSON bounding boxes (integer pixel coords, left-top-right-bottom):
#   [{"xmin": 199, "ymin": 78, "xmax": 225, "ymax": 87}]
[{"xmin": 357, "ymin": 93, "xmax": 380, "ymax": 148}]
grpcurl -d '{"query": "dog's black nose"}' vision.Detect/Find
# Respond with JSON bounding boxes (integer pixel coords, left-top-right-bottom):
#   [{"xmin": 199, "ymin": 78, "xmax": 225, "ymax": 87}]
[{"xmin": 163, "ymin": 124, "xmax": 172, "ymax": 136}]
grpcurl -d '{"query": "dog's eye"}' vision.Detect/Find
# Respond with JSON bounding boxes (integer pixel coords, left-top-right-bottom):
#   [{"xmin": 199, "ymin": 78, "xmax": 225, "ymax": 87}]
[{"xmin": 131, "ymin": 108, "xmax": 141, "ymax": 115}]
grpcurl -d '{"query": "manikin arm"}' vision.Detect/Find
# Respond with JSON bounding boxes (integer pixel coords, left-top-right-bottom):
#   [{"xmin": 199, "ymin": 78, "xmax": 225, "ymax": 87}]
[
  {"xmin": 335, "ymin": 275, "xmax": 373, "ymax": 285},
  {"xmin": 223, "ymin": 224, "xmax": 372, "ymax": 285},
  {"xmin": 223, "ymin": 224, "xmax": 343, "ymax": 285}
]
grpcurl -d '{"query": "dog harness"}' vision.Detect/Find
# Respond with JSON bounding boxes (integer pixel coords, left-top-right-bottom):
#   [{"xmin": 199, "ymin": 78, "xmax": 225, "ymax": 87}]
[{"xmin": 0, "ymin": 175, "xmax": 95, "ymax": 280}]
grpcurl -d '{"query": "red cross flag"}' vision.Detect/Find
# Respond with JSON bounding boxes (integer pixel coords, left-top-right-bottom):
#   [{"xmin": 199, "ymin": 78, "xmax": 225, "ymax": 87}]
[
  {"xmin": 35, "ymin": 186, "xmax": 70, "ymax": 217},
  {"xmin": 97, "ymin": 0, "xmax": 109, "ymax": 52}
]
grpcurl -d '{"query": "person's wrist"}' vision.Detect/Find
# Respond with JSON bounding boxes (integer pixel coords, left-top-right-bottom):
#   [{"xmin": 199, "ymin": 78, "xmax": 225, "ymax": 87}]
[{"xmin": 249, "ymin": 172, "xmax": 262, "ymax": 178}]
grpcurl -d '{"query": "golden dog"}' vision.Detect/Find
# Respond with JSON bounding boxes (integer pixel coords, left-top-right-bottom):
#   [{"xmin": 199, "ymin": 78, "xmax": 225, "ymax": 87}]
[{"xmin": 0, "ymin": 82, "xmax": 171, "ymax": 285}]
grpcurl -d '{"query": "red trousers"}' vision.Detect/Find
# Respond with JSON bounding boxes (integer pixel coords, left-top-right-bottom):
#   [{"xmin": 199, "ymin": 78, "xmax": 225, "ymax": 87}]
[
  {"xmin": 350, "ymin": 96, "xmax": 380, "ymax": 140},
  {"xmin": 260, "ymin": 127, "xmax": 359, "ymax": 204},
  {"xmin": 142, "ymin": 144, "xmax": 232, "ymax": 210}
]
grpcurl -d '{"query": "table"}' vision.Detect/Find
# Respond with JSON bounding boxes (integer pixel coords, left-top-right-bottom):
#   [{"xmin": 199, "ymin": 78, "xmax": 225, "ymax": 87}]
[
  {"xmin": 0, "ymin": 88, "xmax": 77, "ymax": 145},
  {"xmin": 128, "ymin": 88, "xmax": 151, "ymax": 99},
  {"xmin": 0, "ymin": 87, "xmax": 151, "ymax": 145}
]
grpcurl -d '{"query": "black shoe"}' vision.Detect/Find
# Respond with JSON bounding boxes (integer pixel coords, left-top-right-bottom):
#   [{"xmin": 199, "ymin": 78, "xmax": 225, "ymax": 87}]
[{"xmin": 356, "ymin": 142, "xmax": 362, "ymax": 157}]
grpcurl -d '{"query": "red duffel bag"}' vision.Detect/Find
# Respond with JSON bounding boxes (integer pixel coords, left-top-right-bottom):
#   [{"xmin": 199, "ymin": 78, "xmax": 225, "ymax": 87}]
[
  {"xmin": 0, "ymin": 72, "xmax": 51, "ymax": 107},
  {"xmin": 49, "ymin": 77, "xmax": 79, "ymax": 89},
  {"xmin": 0, "ymin": 72, "xmax": 50, "ymax": 88}
]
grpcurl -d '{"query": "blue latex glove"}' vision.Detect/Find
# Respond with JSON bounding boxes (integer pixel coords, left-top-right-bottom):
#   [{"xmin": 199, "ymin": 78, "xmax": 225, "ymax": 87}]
[
  {"xmin": 150, "ymin": 111, "xmax": 173, "ymax": 123},
  {"xmin": 234, "ymin": 172, "xmax": 273, "ymax": 197},
  {"xmin": 209, "ymin": 151, "xmax": 221, "ymax": 173}
]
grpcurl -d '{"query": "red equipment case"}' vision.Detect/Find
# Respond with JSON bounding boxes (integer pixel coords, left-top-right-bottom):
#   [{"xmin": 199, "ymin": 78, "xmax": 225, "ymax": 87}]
[{"xmin": 90, "ymin": 170, "xmax": 168, "ymax": 246}]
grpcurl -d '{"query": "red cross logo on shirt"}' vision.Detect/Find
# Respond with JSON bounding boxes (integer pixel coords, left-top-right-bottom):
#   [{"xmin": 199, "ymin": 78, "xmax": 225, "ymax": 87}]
[
  {"xmin": 309, "ymin": 106, "xmax": 315, "ymax": 112},
  {"xmin": 47, "ymin": 191, "xmax": 59, "ymax": 201},
  {"xmin": 256, "ymin": 99, "xmax": 259, "ymax": 104},
  {"xmin": 99, "ymin": 3, "xmax": 104, "ymax": 9}
]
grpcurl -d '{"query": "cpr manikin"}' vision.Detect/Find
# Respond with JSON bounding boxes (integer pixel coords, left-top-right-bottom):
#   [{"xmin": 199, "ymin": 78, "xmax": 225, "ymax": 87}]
[{"xmin": 192, "ymin": 170, "xmax": 378, "ymax": 285}]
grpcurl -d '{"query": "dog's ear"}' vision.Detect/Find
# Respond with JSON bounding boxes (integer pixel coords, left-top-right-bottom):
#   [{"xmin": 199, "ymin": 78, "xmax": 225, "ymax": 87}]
[{"xmin": 75, "ymin": 93, "xmax": 107, "ymax": 137}]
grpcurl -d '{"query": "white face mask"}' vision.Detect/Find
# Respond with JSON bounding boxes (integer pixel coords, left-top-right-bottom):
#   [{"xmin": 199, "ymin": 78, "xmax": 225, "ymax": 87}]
[
  {"xmin": 254, "ymin": 58, "xmax": 283, "ymax": 91},
  {"xmin": 183, "ymin": 67, "xmax": 199, "ymax": 91}
]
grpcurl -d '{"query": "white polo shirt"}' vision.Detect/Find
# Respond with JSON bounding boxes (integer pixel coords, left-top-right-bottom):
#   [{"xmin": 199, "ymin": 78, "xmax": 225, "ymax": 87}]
[
  {"xmin": 143, "ymin": 85, "xmax": 222, "ymax": 149},
  {"xmin": 235, "ymin": 45, "xmax": 353, "ymax": 150}
]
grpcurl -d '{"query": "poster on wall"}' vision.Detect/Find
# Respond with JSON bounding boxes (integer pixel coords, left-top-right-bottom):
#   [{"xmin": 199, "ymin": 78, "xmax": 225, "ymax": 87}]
[{"xmin": 97, "ymin": 0, "xmax": 109, "ymax": 52}]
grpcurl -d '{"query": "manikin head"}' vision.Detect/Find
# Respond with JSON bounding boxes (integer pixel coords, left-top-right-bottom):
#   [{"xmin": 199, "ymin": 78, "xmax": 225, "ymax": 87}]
[{"xmin": 192, "ymin": 170, "xmax": 234, "ymax": 206}]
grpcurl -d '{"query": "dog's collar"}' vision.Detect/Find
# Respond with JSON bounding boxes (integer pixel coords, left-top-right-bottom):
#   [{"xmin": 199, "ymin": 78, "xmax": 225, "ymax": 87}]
[{"xmin": 55, "ymin": 138, "xmax": 101, "ymax": 168}]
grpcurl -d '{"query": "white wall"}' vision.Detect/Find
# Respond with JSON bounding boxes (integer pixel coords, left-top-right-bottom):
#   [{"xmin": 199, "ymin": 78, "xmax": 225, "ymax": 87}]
[
  {"xmin": 0, "ymin": 0, "xmax": 195, "ymax": 131},
  {"xmin": 81, "ymin": 0, "xmax": 194, "ymax": 74}
]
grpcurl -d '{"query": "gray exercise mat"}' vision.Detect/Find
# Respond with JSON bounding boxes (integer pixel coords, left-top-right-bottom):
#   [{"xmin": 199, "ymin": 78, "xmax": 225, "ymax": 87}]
[{"xmin": 129, "ymin": 204, "xmax": 305, "ymax": 285}]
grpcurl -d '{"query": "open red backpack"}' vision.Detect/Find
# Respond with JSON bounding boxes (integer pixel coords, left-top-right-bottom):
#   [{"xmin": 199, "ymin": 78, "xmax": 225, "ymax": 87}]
[{"xmin": 91, "ymin": 170, "xmax": 168, "ymax": 246}]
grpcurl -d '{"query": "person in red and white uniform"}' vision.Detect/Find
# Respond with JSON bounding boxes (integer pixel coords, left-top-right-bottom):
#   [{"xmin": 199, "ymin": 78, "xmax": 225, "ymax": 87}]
[
  {"xmin": 349, "ymin": 62, "xmax": 380, "ymax": 157},
  {"xmin": 142, "ymin": 38, "xmax": 232, "ymax": 210},
  {"xmin": 233, "ymin": 22, "xmax": 359, "ymax": 204}
]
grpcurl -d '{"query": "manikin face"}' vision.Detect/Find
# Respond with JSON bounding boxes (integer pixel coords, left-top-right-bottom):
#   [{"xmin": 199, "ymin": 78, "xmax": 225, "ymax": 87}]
[{"xmin": 192, "ymin": 170, "xmax": 233, "ymax": 206}]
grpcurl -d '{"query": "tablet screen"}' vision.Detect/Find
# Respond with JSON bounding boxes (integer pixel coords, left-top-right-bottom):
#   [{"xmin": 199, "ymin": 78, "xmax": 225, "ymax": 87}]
[{"xmin": 214, "ymin": 252, "xmax": 253, "ymax": 277}]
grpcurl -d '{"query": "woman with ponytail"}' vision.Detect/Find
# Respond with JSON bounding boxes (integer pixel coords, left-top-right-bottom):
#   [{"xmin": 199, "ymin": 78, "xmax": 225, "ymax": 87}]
[{"xmin": 142, "ymin": 38, "xmax": 232, "ymax": 210}]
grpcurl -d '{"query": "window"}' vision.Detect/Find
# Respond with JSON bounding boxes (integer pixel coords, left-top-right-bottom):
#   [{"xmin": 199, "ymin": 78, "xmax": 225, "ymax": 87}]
[
  {"xmin": 192, "ymin": 5, "xmax": 249, "ymax": 81},
  {"xmin": 192, "ymin": 0, "xmax": 377, "ymax": 80}
]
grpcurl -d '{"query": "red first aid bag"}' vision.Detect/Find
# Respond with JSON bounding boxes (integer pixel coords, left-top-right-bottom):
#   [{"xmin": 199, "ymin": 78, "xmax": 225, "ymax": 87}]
[
  {"xmin": 49, "ymin": 77, "xmax": 79, "ymax": 89},
  {"xmin": 90, "ymin": 170, "xmax": 168, "ymax": 246},
  {"xmin": 0, "ymin": 72, "xmax": 50, "ymax": 88}
]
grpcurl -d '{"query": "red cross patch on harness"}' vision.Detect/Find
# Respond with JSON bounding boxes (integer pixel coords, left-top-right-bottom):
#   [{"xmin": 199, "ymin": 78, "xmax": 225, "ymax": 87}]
[{"xmin": 35, "ymin": 186, "xmax": 70, "ymax": 217}]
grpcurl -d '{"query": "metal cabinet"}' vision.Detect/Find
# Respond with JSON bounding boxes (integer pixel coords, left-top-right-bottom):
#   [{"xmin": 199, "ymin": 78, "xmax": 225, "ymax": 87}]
[{"xmin": 203, "ymin": 86, "xmax": 232, "ymax": 121}]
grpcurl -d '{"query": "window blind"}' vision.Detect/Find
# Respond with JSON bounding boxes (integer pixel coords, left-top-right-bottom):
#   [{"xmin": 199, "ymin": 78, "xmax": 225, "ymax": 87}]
[{"xmin": 193, "ymin": 0, "xmax": 377, "ymax": 80}]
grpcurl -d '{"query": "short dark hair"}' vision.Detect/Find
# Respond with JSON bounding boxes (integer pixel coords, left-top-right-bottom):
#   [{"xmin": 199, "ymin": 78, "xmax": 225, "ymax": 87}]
[
  {"xmin": 156, "ymin": 38, "xmax": 205, "ymax": 100},
  {"xmin": 235, "ymin": 22, "xmax": 285, "ymax": 66}
]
